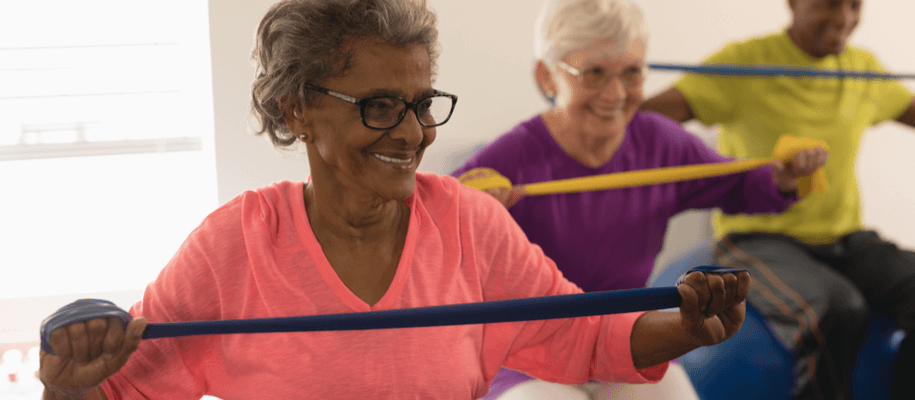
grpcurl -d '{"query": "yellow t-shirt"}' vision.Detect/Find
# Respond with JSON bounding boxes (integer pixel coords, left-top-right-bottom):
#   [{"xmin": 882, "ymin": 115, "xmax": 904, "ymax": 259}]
[{"xmin": 675, "ymin": 30, "xmax": 913, "ymax": 244}]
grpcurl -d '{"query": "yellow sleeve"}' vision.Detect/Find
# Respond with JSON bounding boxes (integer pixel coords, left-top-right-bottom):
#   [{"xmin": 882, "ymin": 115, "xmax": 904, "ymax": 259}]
[
  {"xmin": 869, "ymin": 57, "xmax": 915, "ymax": 124},
  {"xmin": 673, "ymin": 42, "xmax": 747, "ymax": 126}
]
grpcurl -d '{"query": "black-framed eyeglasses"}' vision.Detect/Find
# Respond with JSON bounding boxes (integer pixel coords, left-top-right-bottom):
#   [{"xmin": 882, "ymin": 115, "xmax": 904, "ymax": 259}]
[
  {"xmin": 556, "ymin": 60, "xmax": 647, "ymax": 89},
  {"xmin": 305, "ymin": 84, "xmax": 458, "ymax": 130}
]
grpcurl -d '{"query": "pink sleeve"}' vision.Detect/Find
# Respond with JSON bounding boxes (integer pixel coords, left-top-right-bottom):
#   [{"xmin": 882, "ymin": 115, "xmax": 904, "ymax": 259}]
[
  {"xmin": 101, "ymin": 197, "xmax": 249, "ymax": 399},
  {"xmin": 456, "ymin": 182, "xmax": 668, "ymax": 384}
]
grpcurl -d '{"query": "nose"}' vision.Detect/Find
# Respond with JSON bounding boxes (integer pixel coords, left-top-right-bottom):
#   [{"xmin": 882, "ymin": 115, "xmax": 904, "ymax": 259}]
[
  {"xmin": 389, "ymin": 108, "xmax": 427, "ymax": 147},
  {"xmin": 832, "ymin": 2, "xmax": 859, "ymax": 29},
  {"xmin": 597, "ymin": 74, "xmax": 627, "ymax": 101}
]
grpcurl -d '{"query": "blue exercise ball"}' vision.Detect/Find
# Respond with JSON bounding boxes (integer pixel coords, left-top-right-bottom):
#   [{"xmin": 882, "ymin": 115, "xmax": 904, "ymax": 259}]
[{"xmin": 650, "ymin": 246, "xmax": 793, "ymax": 400}]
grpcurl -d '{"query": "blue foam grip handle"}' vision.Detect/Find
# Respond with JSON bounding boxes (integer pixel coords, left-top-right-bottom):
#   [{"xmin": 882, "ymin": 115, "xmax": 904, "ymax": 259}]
[
  {"xmin": 40, "ymin": 299, "xmax": 133, "ymax": 355},
  {"xmin": 676, "ymin": 265, "xmax": 748, "ymax": 286},
  {"xmin": 39, "ymin": 266, "xmax": 746, "ymax": 348}
]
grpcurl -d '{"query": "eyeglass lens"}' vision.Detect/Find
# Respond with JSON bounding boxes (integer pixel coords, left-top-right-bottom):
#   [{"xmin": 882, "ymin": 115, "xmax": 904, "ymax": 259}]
[{"xmin": 363, "ymin": 96, "xmax": 453, "ymax": 128}]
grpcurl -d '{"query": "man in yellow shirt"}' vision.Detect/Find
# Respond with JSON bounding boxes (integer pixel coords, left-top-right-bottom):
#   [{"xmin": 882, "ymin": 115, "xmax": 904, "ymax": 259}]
[{"xmin": 642, "ymin": 0, "xmax": 915, "ymax": 399}]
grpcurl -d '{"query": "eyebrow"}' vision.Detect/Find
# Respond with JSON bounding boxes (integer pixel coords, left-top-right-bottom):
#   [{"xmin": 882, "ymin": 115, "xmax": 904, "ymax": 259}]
[
  {"xmin": 581, "ymin": 61, "xmax": 645, "ymax": 70},
  {"xmin": 360, "ymin": 88, "xmax": 437, "ymax": 100}
]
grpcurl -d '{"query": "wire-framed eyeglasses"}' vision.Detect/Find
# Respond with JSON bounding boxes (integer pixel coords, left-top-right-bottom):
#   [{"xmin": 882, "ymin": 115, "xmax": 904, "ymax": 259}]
[
  {"xmin": 305, "ymin": 84, "xmax": 458, "ymax": 130},
  {"xmin": 555, "ymin": 61, "xmax": 647, "ymax": 89}
]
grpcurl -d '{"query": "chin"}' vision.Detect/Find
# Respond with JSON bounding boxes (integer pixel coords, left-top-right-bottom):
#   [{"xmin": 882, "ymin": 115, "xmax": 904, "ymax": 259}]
[
  {"xmin": 819, "ymin": 37, "xmax": 849, "ymax": 56},
  {"xmin": 388, "ymin": 176, "xmax": 417, "ymax": 200},
  {"xmin": 584, "ymin": 119, "xmax": 626, "ymax": 138}
]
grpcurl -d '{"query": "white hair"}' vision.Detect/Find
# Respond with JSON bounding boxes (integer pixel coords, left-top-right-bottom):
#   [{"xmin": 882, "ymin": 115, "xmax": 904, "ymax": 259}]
[{"xmin": 533, "ymin": 0, "xmax": 648, "ymax": 66}]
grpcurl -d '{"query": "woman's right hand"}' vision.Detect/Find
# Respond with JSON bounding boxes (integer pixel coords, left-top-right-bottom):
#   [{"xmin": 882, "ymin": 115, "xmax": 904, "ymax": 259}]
[{"xmin": 40, "ymin": 317, "xmax": 147, "ymax": 399}]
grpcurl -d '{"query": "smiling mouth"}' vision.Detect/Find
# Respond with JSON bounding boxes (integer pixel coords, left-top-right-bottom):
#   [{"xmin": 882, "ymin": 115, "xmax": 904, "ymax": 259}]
[
  {"xmin": 372, "ymin": 153, "xmax": 414, "ymax": 165},
  {"xmin": 587, "ymin": 105, "xmax": 623, "ymax": 118}
]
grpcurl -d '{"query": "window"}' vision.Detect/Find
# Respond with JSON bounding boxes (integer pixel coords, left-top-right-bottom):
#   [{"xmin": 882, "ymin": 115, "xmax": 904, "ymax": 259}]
[
  {"xmin": 0, "ymin": 1, "xmax": 215, "ymax": 311},
  {"xmin": 0, "ymin": 1, "xmax": 215, "ymax": 397}
]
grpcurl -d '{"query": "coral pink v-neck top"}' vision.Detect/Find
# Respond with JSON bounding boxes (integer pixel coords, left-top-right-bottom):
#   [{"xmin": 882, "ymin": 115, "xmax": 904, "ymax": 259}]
[{"xmin": 100, "ymin": 173, "xmax": 665, "ymax": 399}]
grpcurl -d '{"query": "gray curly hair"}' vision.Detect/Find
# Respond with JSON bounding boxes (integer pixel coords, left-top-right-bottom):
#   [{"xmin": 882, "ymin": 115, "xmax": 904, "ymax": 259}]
[{"xmin": 251, "ymin": 0, "xmax": 440, "ymax": 148}]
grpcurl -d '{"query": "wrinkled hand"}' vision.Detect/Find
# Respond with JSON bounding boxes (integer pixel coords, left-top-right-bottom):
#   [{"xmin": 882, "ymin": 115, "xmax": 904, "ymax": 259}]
[
  {"xmin": 458, "ymin": 169, "xmax": 527, "ymax": 208},
  {"xmin": 677, "ymin": 270, "xmax": 750, "ymax": 346},
  {"xmin": 40, "ymin": 317, "xmax": 147, "ymax": 396},
  {"xmin": 771, "ymin": 147, "xmax": 829, "ymax": 193}
]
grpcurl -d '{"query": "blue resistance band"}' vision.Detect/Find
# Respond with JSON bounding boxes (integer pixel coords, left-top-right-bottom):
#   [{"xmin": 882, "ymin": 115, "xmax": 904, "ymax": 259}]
[
  {"xmin": 649, "ymin": 62, "xmax": 915, "ymax": 80},
  {"xmin": 40, "ymin": 266, "xmax": 744, "ymax": 355}
]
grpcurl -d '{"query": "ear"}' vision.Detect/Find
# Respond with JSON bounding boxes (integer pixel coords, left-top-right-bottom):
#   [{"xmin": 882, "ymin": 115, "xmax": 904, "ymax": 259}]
[
  {"xmin": 281, "ymin": 98, "xmax": 313, "ymax": 143},
  {"xmin": 535, "ymin": 60, "xmax": 557, "ymax": 101}
]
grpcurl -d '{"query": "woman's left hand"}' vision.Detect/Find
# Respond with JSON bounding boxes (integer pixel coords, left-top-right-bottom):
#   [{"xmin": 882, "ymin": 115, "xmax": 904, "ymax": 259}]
[
  {"xmin": 457, "ymin": 168, "xmax": 527, "ymax": 208},
  {"xmin": 771, "ymin": 147, "xmax": 829, "ymax": 194},
  {"xmin": 676, "ymin": 270, "xmax": 751, "ymax": 346}
]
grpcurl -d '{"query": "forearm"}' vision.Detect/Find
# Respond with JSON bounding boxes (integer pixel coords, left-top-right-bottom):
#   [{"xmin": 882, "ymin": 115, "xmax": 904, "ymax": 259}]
[
  {"xmin": 43, "ymin": 386, "xmax": 107, "ymax": 400},
  {"xmin": 640, "ymin": 88, "xmax": 696, "ymax": 123},
  {"xmin": 717, "ymin": 167, "xmax": 795, "ymax": 214},
  {"xmin": 896, "ymin": 98, "xmax": 915, "ymax": 128},
  {"xmin": 629, "ymin": 311, "xmax": 703, "ymax": 369}
]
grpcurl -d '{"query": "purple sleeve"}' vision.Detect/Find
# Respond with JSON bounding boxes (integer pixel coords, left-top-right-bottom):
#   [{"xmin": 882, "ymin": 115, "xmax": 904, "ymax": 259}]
[
  {"xmin": 450, "ymin": 141, "xmax": 521, "ymax": 180},
  {"xmin": 450, "ymin": 152, "xmax": 481, "ymax": 179},
  {"xmin": 646, "ymin": 114, "xmax": 796, "ymax": 215},
  {"xmin": 450, "ymin": 120, "xmax": 537, "ymax": 181},
  {"xmin": 676, "ymin": 166, "xmax": 797, "ymax": 215}
]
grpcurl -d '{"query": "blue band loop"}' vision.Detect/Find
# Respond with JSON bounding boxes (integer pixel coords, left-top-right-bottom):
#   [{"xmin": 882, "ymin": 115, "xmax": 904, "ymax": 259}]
[
  {"xmin": 40, "ymin": 266, "xmax": 743, "ymax": 354},
  {"xmin": 39, "ymin": 299, "xmax": 133, "ymax": 354},
  {"xmin": 649, "ymin": 63, "xmax": 915, "ymax": 80}
]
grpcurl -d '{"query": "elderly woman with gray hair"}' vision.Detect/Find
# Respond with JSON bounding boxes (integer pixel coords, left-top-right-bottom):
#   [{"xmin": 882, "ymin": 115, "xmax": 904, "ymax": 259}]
[
  {"xmin": 453, "ymin": 0, "xmax": 827, "ymax": 399},
  {"xmin": 39, "ymin": 0, "xmax": 751, "ymax": 399}
]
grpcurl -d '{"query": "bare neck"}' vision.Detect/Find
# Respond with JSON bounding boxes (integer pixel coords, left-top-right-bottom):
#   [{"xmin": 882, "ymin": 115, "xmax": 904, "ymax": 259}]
[
  {"xmin": 303, "ymin": 180, "xmax": 406, "ymax": 245},
  {"xmin": 541, "ymin": 110, "xmax": 625, "ymax": 168}
]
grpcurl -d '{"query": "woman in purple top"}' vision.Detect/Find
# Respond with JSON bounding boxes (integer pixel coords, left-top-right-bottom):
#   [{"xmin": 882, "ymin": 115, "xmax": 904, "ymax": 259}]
[{"xmin": 452, "ymin": 0, "xmax": 828, "ymax": 399}]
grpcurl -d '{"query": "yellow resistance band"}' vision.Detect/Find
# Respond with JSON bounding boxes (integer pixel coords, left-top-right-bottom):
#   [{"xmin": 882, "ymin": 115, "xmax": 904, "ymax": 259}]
[{"xmin": 459, "ymin": 135, "xmax": 828, "ymax": 198}]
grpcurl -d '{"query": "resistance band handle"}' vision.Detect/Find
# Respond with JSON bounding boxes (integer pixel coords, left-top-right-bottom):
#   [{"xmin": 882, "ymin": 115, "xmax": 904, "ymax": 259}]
[
  {"xmin": 40, "ymin": 266, "xmax": 745, "ymax": 355},
  {"xmin": 675, "ymin": 266, "xmax": 747, "ymax": 286},
  {"xmin": 39, "ymin": 299, "xmax": 133, "ymax": 354}
]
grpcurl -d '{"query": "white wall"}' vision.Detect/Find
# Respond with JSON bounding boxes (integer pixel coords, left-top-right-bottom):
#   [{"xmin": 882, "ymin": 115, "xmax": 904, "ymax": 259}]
[{"xmin": 208, "ymin": 0, "xmax": 305, "ymax": 204}]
